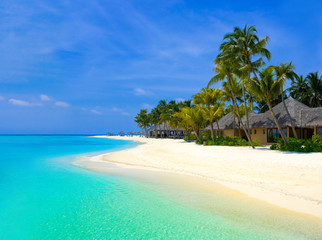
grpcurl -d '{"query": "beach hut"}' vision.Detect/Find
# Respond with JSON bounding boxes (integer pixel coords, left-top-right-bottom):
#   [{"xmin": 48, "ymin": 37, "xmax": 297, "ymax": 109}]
[
  {"xmin": 206, "ymin": 97, "xmax": 322, "ymax": 145},
  {"xmin": 118, "ymin": 131, "xmax": 125, "ymax": 136},
  {"xmin": 148, "ymin": 122, "xmax": 184, "ymax": 139}
]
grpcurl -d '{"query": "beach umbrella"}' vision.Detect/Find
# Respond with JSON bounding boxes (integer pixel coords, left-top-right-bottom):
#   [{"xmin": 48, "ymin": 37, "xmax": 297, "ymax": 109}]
[{"xmin": 118, "ymin": 131, "xmax": 125, "ymax": 136}]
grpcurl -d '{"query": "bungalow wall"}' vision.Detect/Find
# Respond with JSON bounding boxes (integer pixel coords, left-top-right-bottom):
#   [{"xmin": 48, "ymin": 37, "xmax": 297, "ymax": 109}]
[
  {"xmin": 250, "ymin": 128, "xmax": 267, "ymax": 145},
  {"xmin": 222, "ymin": 127, "xmax": 278, "ymax": 145},
  {"xmin": 222, "ymin": 129, "xmax": 234, "ymax": 138}
]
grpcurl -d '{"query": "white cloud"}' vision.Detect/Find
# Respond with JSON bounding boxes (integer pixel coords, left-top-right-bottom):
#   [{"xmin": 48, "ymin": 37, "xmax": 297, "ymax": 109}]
[
  {"xmin": 55, "ymin": 101, "xmax": 69, "ymax": 107},
  {"xmin": 0, "ymin": 96, "xmax": 4, "ymax": 101},
  {"xmin": 91, "ymin": 109, "xmax": 102, "ymax": 115},
  {"xmin": 8, "ymin": 98, "xmax": 42, "ymax": 106},
  {"xmin": 9, "ymin": 99, "xmax": 30, "ymax": 106},
  {"xmin": 134, "ymin": 88, "xmax": 152, "ymax": 96},
  {"xmin": 112, "ymin": 107, "xmax": 131, "ymax": 116},
  {"xmin": 40, "ymin": 94, "xmax": 50, "ymax": 101}
]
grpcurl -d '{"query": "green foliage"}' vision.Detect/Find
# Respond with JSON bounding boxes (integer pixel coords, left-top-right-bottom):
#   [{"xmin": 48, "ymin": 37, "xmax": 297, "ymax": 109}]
[
  {"xmin": 290, "ymin": 73, "xmax": 322, "ymax": 107},
  {"xmin": 200, "ymin": 132, "xmax": 211, "ymax": 141},
  {"xmin": 134, "ymin": 109, "xmax": 151, "ymax": 136},
  {"xmin": 270, "ymin": 135, "xmax": 322, "ymax": 152},
  {"xmin": 312, "ymin": 134, "xmax": 321, "ymax": 143},
  {"xmin": 270, "ymin": 144, "xmax": 279, "ymax": 150},
  {"xmin": 202, "ymin": 136, "xmax": 260, "ymax": 147},
  {"xmin": 183, "ymin": 134, "xmax": 196, "ymax": 141},
  {"xmin": 195, "ymin": 140, "xmax": 202, "ymax": 144}
]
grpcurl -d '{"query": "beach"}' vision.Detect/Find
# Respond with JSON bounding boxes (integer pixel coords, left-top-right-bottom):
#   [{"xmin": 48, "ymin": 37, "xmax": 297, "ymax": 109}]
[{"xmin": 81, "ymin": 136, "xmax": 322, "ymax": 220}]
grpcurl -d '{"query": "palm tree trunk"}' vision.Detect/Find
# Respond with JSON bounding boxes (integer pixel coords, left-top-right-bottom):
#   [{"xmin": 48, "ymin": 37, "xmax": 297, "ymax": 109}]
[
  {"xmin": 227, "ymin": 75, "xmax": 255, "ymax": 148},
  {"xmin": 209, "ymin": 120, "xmax": 215, "ymax": 141},
  {"xmin": 193, "ymin": 127, "xmax": 202, "ymax": 142},
  {"xmin": 232, "ymin": 102, "xmax": 236, "ymax": 137},
  {"xmin": 238, "ymin": 121, "xmax": 242, "ymax": 139},
  {"xmin": 242, "ymin": 83, "xmax": 251, "ymax": 132},
  {"xmin": 158, "ymin": 124, "xmax": 161, "ymax": 138},
  {"xmin": 144, "ymin": 126, "xmax": 148, "ymax": 138},
  {"xmin": 252, "ymin": 70, "xmax": 259, "ymax": 82},
  {"xmin": 281, "ymin": 90, "xmax": 298, "ymax": 139},
  {"xmin": 267, "ymin": 99, "xmax": 289, "ymax": 144},
  {"xmin": 153, "ymin": 124, "xmax": 157, "ymax": 138}
]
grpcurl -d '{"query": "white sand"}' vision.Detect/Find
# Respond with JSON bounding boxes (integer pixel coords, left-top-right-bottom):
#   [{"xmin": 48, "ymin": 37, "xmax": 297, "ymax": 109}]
[{"xmin": 85, "ymin": 136, "xmax": 322, "ymax": 219}]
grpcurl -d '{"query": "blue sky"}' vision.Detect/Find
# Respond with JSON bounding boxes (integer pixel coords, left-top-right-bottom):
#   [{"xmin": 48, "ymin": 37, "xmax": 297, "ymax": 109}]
[{"xmin": 0, "ymin": 0, "xmax": 321, "ymax": 134}]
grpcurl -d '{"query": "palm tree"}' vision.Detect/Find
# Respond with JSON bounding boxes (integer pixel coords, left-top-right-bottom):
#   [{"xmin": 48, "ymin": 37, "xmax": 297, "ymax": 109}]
[
  {"xmin": 135, "ymin": 109, "xmax": 151, "ymax": 137},
  {"xmin": 221, "ymin": 76, "xmax": 243, "ymax": 138},
  {"xmin": 274, "ymin": 62, "xmax": 298, "ymax": 138},
  {"xmin": 254, "ymin": 92, "xmax": 286, "ymax": 113},
  {"xmin": 218, "ymin": 25, "xmax": 271, "ymax": 138},
  {"xmin": 249, "ymin": 67, "xmax": 289, "ymax": 144},
  {"xmin": 181, "ymin": 106, "xmax": 206, "ymax": 142},
  {"xmin": 219, "ymin": 25, "xmax": 271, "ymax": 80},
  {"xmin": 208, "ymin": 60, "xmax": 255, "ymax": 148},
  {"xmin": 306, "ymin": 72, "xmax": 322, "ymax": 107},
  {"xmin": 201, "ymin": 103, "xmax": 224, "ymax": 140},
  {"xmin": 193, "ymin": 88, "xmax": 224, "ymax": 141},
  {"xmin": 150, "ymin": 100, "xmax": 168, "ymax": 136},
  {"xmin": 168, "ymin": 113, "xmax": 181, "ymax": 139},
  {"xmin": 172, "ymin": 111, "xmax": 192, "ymax": 137},
  {"xmin": 289, "ymin": 75, "xmax": 309, "ymax": 105},
  {"xmin": 159, "ymin": 100, "xmax": 179, "ymax": 124}
]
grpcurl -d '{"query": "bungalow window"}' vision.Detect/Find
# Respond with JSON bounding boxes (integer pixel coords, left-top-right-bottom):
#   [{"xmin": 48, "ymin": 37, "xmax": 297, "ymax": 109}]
[
  {"xmin": 267, "ymin": 128, "xmax": 287, "ymax": 142},
  {"xmin": 263, "ymin": 129, "xmax": 265, "ymax": 134},
  {"xmin": 317, "ymin": 128, "xmax": 322, "ymax": 138},
  {"xmin": 289, "ymin": 128, "xmax": 301, "ymax": 138},
  {"xmin": 254, "ymin": 130, "xmax": 257, "ymax": 134}
]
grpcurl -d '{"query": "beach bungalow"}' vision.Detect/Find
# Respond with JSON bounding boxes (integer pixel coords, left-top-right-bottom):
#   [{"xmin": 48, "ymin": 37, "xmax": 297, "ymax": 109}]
[
  {"xmin": 207, "ymin": 97, "xmax": 322, "ymax": 145},
  {"xmin": 148, "ymin": 122, "xmax": 185, "ymax": 138}
]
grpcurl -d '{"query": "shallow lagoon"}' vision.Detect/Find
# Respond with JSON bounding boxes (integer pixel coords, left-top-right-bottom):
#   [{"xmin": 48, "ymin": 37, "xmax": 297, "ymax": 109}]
[{"xmin": 0, "ymin": 136, "xmax": 321, "ymax": 239}]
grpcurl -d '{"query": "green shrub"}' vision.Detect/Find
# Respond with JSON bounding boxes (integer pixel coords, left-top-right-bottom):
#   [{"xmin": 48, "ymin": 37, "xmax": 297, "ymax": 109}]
[
  {"xmin": 200, "ymin": 132, "xmax": 211, "ymax": 141},
  {"xmin": 200, "ymin": 136, "xmax": 261, "ymax": 147},
  {"xmin": 183, "ymin": 134, "xmax": 195, "ymax": 141},
  {"xmin": 270, "ymin": 144, "xmax": 279, "ymax": 150},
  {"xmin": 195, "ymin": 140, "xmax": 202, "ymax": 144},
  {"xmin": 270, "ymin": 135, "xmax": 322, "ymax": 153},
  {"xmin": 312, "ymin": 134, "xmax": 321, "ymax": 143}
]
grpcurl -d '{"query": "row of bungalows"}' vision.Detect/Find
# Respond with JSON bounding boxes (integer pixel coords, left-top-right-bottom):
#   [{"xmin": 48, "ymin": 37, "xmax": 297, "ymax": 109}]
[
  {"xmin": 206, "ymin": 97, "xmax": 322, "ymax": 145},
  {"xmin": 148, "ymin": 122, "xmax": 185, "ymax": 138},
  {"xmin": 148, "ymin": 97, "xmax": 322, "ymax": 145}
]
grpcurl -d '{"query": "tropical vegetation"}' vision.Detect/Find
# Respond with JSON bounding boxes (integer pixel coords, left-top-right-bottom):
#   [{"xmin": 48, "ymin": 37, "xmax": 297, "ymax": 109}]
[
  {"xmin": 270, "ymin": 135, "xmax": 322, "ymax": 153},
  {"xmin": 134, "ymin": 25, "xmax": 322, "ymax": 151}
]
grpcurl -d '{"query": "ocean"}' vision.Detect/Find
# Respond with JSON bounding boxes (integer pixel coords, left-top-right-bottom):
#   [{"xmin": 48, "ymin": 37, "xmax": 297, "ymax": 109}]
[{"xmin": 0, "ymin": 135, "xmax": 321, "ymax": 239}]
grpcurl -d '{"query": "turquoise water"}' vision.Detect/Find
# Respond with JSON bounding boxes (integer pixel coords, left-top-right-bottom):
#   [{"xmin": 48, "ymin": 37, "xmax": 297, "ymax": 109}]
[{"xmin": 0, "ymin": 136, "xmax": 321, "ymax": 239}]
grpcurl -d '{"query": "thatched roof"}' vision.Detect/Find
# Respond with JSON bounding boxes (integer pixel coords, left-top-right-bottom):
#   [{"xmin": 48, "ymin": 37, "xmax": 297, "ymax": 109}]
[
  {"xmin": 206, "ymin": 112, "xmax": 236, "ymax": 130},
  {"xmin": 250, "ymin": 97, "xmax": 311, "ymax": 128},
  {"xmin": 207, "ymin": 97, "xmax": 322, "ymax": 130},
  {"xmin": 301, "ymin": 107, "xmax": 322, "ymax": 127}
]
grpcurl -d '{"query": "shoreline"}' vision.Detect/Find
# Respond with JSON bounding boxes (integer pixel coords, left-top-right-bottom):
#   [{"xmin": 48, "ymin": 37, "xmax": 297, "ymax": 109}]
[{"xmin": 78, "ymin": 135, "xmax": 322, "ymax": 220}]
